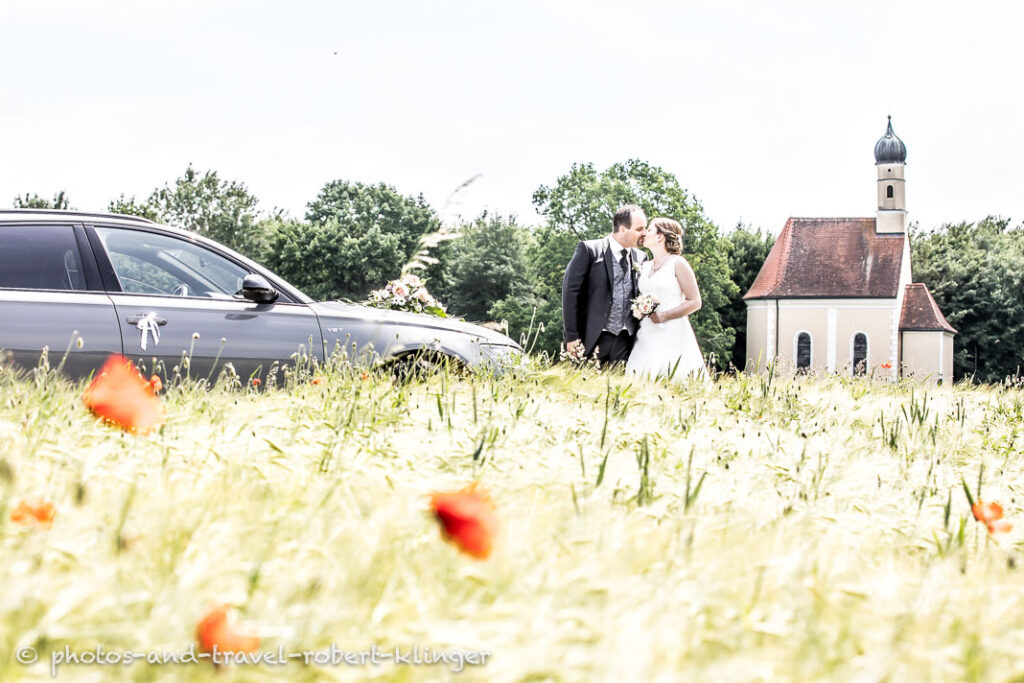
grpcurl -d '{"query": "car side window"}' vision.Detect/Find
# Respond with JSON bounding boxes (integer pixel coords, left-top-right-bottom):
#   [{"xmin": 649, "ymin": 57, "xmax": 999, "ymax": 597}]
[
  {"xmin": 0, "ymin": 224, "xmax": 86, "ymax": 291},
  {"xmin": 94, "ymin": 227, "xmax": 249, "ymax": 298}
]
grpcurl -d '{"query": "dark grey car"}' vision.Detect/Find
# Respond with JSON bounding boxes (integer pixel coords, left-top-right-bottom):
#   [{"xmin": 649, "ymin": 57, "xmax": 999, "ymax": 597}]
[{"xmin": 0, "ymin": 209, "xmax": 523, "ymax": 381}]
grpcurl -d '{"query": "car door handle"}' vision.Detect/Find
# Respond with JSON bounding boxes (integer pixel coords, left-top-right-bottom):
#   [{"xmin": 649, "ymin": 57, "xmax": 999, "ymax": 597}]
[{"xmin": 126, "ymin": 314, "xmax": 168, "ymax": 326}]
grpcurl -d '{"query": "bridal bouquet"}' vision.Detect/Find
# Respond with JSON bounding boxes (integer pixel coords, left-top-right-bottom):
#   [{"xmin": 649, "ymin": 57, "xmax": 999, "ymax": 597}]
[
  {"xmin": 366, "ymin": 273, "xmax": 448, "ymax": 318},
  {"xmin": 630, "ymin": 293, "xmax": 660, "ymax": 320}
]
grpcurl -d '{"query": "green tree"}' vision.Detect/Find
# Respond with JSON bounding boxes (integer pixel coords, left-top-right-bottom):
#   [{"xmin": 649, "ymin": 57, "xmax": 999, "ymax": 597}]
[
  {"xmin": 107, "ymin": 166, "xmax": 266, "ymax": 256},
  {"xmin": 108, "ymin": 194, "xmax": 160, "ymax": 221},
  {"xmin": 723, "ymin": 223, "xmax": 775, "ymax": 371},
  {"xmin": 306, "ymin": 180, "xmax": 440, "ymax": 262},
  {"xmin": 490, "ymin": 224, "xmax": 577, "ymax": 355},
  {"xmin": 259, "ymin": 217, "xmax": 407, "ymax": 301},
  {"xmin": 531, "ymin": 160, "xmax": 738, "ymax": 365},
  {"xmin": 443, "ymin": 214, "xmax": 531, "ymax": 321},
  {"xmin": 911, "ymin": 217, "xmax": 1024, "ymax": 383},
  {"xmin": 258, "ymin": 179, "xmax": 446, "ymax": 302},
  {"xmin": 490, "ymin": 290, "xmax": 563, "ymax": 355},
  {"xmin": 14, "ymin": 191, "xmax": 71, "ymax": 209},
  {"xmin": 148, "ymin": 166, "xmax": 265, "ymax": 256}
]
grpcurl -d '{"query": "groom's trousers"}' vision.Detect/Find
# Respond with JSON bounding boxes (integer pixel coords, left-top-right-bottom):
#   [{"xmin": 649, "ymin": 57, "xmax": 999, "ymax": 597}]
[{"xmin": 595, "ymin": 330, "xmax": 633, "ymax": 364}]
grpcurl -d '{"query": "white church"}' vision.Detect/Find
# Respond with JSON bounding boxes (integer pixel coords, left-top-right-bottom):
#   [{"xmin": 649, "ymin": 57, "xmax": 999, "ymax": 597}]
[{"xmin": 743, "ymin": 118, "xmax": 956, "ymax": 382}]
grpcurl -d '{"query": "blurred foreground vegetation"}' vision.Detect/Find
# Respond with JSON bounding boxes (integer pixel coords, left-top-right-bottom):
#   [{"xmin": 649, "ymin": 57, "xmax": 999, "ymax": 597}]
[{"xmin": 3, "ymin": 357, "xmax": 1024, "ymax": 680}]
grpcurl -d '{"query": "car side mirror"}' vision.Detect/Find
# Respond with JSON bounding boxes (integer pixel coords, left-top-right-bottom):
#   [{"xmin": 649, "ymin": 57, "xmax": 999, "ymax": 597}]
[{"xmin": 241, "ymin": 273, "xmax": 278, "ymax": 303}]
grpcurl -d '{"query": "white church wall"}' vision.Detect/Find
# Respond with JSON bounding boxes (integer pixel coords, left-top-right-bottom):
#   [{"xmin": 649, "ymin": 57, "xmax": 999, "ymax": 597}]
[
  {"xmin": 745, "ymin": 305, "xmax": 768, "ymax": 372},
  {"xmin": 746, "ymin": 299, "xmax": 897, "ymax": 375},
  {"xmin": 943, "ymin": 332, "xmax": 954, "ymax": 383},
  {"xmin": 901, "ymin": 330, "xmax": 952, "ymax": 384}
]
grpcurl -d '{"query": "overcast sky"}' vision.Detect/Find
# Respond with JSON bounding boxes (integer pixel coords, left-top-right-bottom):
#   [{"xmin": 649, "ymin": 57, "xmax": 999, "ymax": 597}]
[{"xmin": 2, "ymin": 1, "xmax": 1021, "ymax": 235}]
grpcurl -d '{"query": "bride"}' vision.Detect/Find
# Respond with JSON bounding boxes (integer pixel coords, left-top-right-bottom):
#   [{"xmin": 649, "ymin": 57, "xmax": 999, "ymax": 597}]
[{"xmin": 626, "ymin": 217, "xmax": 708, "ymax": 383}]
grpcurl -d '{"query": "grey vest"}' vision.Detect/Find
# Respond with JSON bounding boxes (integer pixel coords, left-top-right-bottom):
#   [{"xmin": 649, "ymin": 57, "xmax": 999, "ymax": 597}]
[{"xmin": 606, "ymin": 248, "xmax": 633, "ymax": 333}]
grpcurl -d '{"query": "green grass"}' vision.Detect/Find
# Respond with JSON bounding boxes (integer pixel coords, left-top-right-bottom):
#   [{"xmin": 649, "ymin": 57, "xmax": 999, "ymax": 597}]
[{"xmin": 2, "ymin": 357, "xmax": 1024, "ymax": 682}]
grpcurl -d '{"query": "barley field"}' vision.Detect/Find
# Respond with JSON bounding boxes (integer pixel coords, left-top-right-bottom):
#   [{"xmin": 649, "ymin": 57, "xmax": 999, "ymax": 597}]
[{"xmin": 2, "ymin": 356, "xmax": 1024, "ymax": 682}]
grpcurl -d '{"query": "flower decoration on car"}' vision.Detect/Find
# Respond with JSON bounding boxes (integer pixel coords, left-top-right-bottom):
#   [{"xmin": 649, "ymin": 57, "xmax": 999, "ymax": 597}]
[{"xmin": 366, "ymin": 273, "xmax": 448, "ymax": 318}]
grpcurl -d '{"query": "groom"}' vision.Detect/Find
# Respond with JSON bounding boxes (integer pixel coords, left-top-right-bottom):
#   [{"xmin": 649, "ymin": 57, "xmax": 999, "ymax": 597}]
[{"xmin": 561, "ymin": 204, "xmax": 647, "ymax": 364}]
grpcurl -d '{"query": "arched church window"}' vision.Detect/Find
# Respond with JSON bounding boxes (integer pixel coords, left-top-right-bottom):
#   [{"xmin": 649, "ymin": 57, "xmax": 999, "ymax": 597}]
[
  {"xmin": 886, "ymin": 185, "xmax": 894, "ymax": 199},
  {"xmin": 796, "ymin": 332, "xmax": 811, "ymax": 372},
  {"xmin": 853, "ymin": 333, "xmax": 868, "ymax": 376}
]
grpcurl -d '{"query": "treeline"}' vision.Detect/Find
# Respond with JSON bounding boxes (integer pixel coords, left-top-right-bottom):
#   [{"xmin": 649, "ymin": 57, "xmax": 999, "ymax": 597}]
[
  {"xmin": 910, "ymin": 218, "xmax": 1024, "ymax": 384},
  {"xmin": 17, "ymin": 165, "xmax": 1021, "ymax": 382},
  {"xmin": 16, "ymin": 161, "xmax": 773, "ymax": 370}
]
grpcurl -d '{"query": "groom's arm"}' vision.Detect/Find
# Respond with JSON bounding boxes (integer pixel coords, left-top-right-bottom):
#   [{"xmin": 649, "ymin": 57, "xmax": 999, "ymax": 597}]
[{"xmin": 561, "ymin": 242, "xmax": 590, "ymax": 343}]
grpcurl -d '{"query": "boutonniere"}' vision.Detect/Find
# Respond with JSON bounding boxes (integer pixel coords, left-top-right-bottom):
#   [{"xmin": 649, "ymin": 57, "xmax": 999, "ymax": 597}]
[{"xmin": 631, "ymin": 259, "xmax": 643, "ymax": 275}]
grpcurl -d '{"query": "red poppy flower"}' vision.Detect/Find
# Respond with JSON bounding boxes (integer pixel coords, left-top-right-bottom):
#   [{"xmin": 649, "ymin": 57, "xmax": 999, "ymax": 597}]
[
  {"xmin": 82, "ymin": 355, "xmax": 165, "ymax": 435},
  {"xmin": 972, "ymin": 500, "xmax": 1012, "ymax": 534},
  {"xmin": 430, "ymin": 485, "xmax": 498, "ymax": 559},
  {"xmin": 360, "ymin": 371, "xmax": 370, "ymax": 381},
  {"xmin": 10, "ymin": 499, "xmax": 56, "ymax": 529},
  {"xmin": 251, "ymin": 378, "xmax": 261, "ymax": 387},
  {"xmin": 196, "ymin": 604, "xmax": 260, "ymax": 654},
  {"xmin": 880, "ymin": 361, "xmax": 892, "ymax": 370},
  {"xmin": 311, "ymin": 376, "xmax": 325, "ymax": 385},
  {"xmin": 149, "ymin": 375, "xmax": 163, "ymax": 393}
]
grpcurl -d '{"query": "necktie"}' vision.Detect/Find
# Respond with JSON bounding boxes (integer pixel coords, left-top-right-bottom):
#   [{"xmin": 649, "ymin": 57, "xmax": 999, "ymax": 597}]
[{"xmin": 619, "ymin": 250, "xmax": 629, "ymax": 274}]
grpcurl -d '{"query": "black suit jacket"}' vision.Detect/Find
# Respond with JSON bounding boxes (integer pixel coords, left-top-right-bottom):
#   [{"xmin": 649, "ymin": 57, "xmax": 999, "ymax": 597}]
[{"xmin": 562, "ymin": 237, "xmax": 646, "ymax": 355}]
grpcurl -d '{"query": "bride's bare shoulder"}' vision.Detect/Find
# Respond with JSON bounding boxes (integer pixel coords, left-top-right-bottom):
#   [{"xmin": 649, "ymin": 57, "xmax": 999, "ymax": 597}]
[{"xmin": 672, "ymin": 254, "xmax": 695, "ymax": 273}]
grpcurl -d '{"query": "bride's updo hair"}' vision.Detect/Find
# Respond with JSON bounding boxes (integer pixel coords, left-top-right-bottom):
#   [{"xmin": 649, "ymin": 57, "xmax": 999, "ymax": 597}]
[{"xmin": 650, "ymin": 217, "xmax": 684, "ymax": 255}]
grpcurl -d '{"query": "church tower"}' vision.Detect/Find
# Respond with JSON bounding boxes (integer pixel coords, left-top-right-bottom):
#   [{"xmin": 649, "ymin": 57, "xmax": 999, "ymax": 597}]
[{"xmin": 875, "ymin": 116, "xmax": 907, "ymax": 233}]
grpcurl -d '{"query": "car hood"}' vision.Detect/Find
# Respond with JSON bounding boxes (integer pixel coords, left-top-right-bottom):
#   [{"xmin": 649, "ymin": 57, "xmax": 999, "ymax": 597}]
[{"xmin": 309, "ymin": 301, "xmax": 520, "ymax": 347}]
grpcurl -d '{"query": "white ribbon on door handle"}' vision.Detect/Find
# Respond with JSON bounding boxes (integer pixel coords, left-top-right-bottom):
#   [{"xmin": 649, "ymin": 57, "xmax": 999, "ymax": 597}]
[{"xmin": 137, "ymin": 312, "xmax": 161, "ymax": 351}]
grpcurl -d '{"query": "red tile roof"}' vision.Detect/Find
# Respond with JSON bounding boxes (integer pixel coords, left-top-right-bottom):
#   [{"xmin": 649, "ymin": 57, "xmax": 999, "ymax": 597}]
[
  {"xmin": 900, "ymin": 283, "xmax": 957, "ymax": 333},
  {"xmin": 743, "ymin": 218, "xmax": 905, "ymax": 299}
]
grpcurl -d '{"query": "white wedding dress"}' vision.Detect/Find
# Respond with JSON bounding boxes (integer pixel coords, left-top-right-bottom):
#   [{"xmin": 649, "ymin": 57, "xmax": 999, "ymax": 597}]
[{"xmin": 626, "ymin": 255, "xmax": 707, "ymax": 384}]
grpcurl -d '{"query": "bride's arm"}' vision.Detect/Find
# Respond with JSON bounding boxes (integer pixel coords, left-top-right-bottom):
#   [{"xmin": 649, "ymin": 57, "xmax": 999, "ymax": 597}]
[{"xmin": 650, "ymin": 257, "xmax": 702, "ymax": 323}]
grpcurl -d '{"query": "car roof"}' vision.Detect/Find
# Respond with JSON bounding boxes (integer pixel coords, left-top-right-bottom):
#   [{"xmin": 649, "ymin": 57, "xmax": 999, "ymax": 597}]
[
  {"xmin": 0, "ymin": 207, "xmax": 241, "ymax": 249},
  {"xmin": 0, "ymin": 208, "xmax": 315, "ymax": 304},
  {"xmin": 0, "ymin": 208, "xmax": 158, "ymax": 227}
]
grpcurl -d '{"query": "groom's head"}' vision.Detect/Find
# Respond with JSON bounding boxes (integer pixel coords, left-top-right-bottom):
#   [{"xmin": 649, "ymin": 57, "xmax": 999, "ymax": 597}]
[{"xmin": 612, "ymin": 204, "xmax": 647, "ymax": 248}]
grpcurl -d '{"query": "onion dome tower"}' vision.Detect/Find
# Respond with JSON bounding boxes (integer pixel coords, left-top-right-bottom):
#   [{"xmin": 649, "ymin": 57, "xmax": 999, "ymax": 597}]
[{"xmin": 875, "ymin": 116, "xmax": 907, "ymax": 233}]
